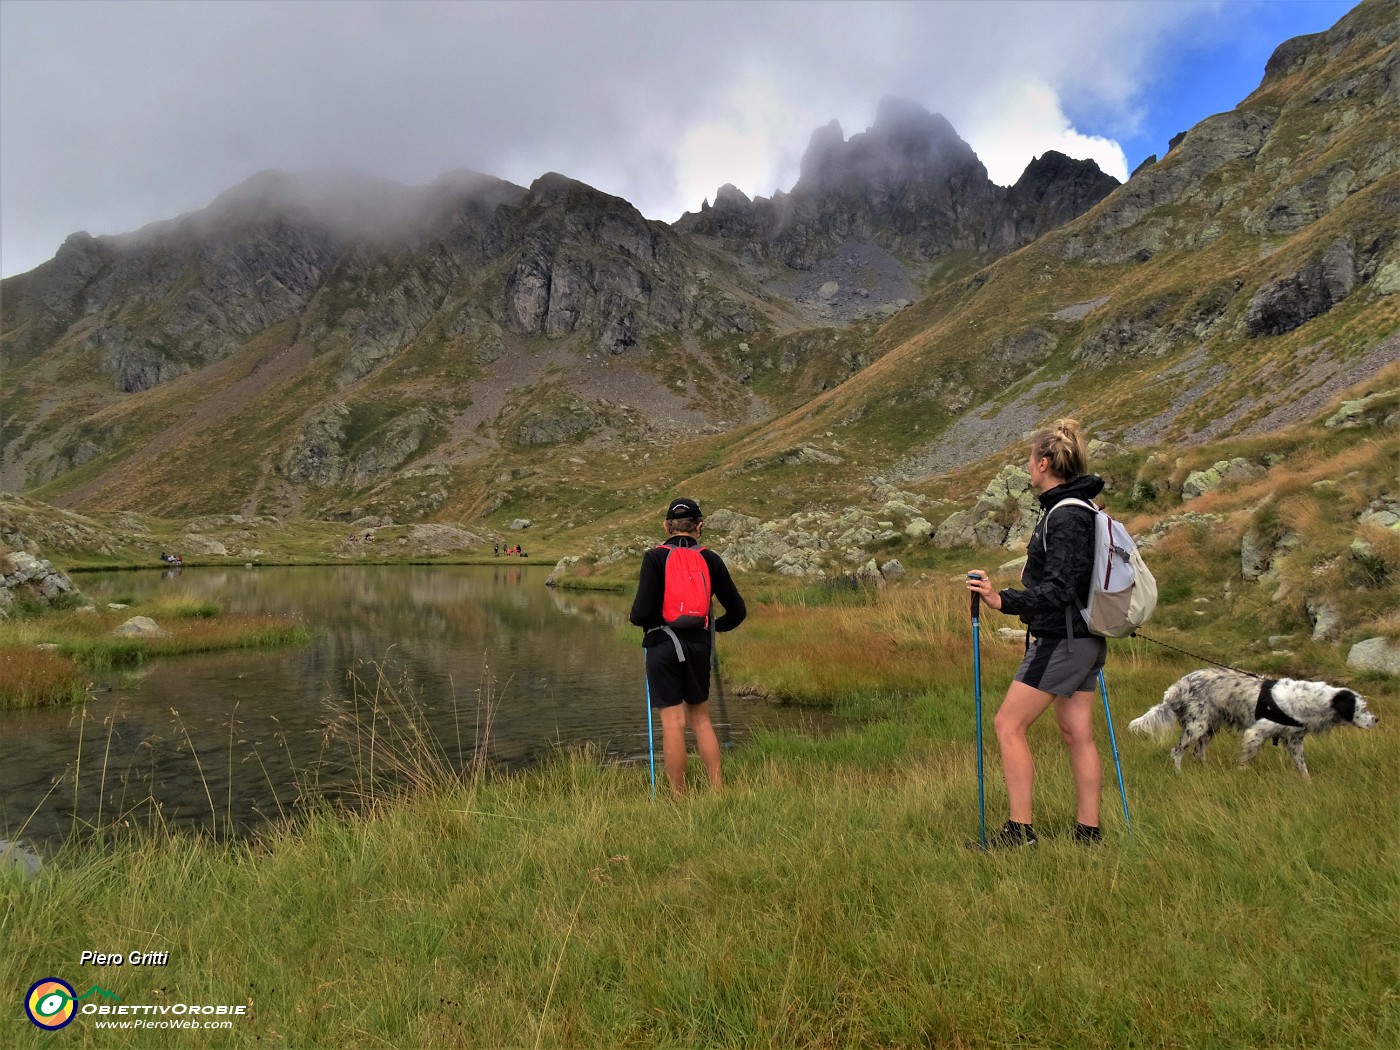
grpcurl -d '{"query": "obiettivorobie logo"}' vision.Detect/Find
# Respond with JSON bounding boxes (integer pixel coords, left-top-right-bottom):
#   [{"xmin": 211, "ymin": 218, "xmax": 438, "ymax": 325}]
[
  {"xmin": 23, "ymin": 976, "xmax": 248, "ymax": 1032},
  {"xmin": 24, "ymin": 978, "xmax": 121, "ymax": 1030}
]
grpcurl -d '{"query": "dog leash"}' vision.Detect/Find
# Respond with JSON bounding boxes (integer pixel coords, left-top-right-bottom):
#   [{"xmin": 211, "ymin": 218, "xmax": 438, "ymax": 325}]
[{"xmin": 1131, "ymin": 631, "xmax": 1266, "ymax": 681}]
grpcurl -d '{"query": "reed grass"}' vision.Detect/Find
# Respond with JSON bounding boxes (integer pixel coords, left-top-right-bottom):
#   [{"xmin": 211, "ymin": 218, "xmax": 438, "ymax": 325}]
[
  {"xmin": 722, "ymin": 582, "xmax": 1186, "ymax": 708},
  {"xmin": 0, "ymin": 645, "xmax": 89, "ymax": 708}
]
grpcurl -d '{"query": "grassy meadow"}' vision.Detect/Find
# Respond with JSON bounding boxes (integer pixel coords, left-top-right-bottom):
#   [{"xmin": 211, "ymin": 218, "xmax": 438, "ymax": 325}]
[{"xmin": 2, "ymin": 583, "xmax": 1395, "ymax": 1048}]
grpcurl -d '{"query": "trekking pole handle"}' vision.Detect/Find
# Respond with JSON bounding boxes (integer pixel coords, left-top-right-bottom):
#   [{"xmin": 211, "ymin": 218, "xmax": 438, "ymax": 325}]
[{"xmin": 967, "ymin": 572, "xmax": 982, "ymax": 618}]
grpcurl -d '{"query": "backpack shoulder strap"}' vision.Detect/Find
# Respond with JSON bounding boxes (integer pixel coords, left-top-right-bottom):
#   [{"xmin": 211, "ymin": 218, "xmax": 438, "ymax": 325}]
[
  {"xmin": 1046, "ymin": 497, "xmax": 1098, "ymax": 517},
  {"xmin": 1042, "ymin": 497, "xmax": 1098, "ymax": 549}
]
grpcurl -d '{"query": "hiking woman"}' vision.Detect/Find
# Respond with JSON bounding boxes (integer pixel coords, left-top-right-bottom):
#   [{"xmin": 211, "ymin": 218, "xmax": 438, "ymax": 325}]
[
  {"xmin": 967, "ymin": 419, "xmax": 1104, "ymax": 848},
  {"xmin": 629, "ymin": 497, "xmax": 746, "ymax": 795}
]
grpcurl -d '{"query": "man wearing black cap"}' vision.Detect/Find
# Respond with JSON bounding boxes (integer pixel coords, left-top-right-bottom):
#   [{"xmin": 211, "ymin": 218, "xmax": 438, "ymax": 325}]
[{"xmin": 629, "ymin": 497, "xmax": 747, "ymax": 795}]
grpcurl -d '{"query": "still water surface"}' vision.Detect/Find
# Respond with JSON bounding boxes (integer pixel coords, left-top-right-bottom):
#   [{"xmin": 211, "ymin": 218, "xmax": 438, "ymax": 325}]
[{"xmin": 0, "ymin": 565, "xmax": 826, "ymax": 849}]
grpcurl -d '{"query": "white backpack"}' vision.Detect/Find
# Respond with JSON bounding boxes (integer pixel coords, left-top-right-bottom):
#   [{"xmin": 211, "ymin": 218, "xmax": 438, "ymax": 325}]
[{"xmin": 1044, "ymin": 498, "xmax": 1157, "ymax": 638}]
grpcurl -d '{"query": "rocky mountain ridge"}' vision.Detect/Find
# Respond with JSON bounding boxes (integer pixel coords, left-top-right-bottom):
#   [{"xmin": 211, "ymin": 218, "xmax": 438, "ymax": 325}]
[
  {"xmin": 1, "ymin": 0, "xmax": 1397, "ymax": 546},
  {"xmin": 675, "ymin": 96, "xmax": 1119, "ymax": 270}
]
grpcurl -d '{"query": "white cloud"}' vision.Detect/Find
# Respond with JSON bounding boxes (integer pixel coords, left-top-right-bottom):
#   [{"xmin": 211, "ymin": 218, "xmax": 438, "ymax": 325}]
[
  {"xmin": 678, "ymin": 125, "xmax": 774, "ymax": 209},
  {"xmin": 963, "ymin": 76, "xmax": 1130, "ymax": 187},
  {"xmin": 671, "ymin": 71, "xmax": 806, "ymax": 216}
]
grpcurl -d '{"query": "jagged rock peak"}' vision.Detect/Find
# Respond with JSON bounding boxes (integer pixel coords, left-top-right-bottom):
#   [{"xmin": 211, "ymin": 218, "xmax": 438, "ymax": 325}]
[
  {"xmin": 1016, "ymin": 150, "xmax": 1104, "ymax": 184},
  {"xmin": 868, "ymin": 96, "xmax": 964, "ymax": 152},
  {"xmin": 713, "ymin": 183, "xmax": 752, "ymax": 209},
  {"xmin": 795, "ymin": 97, "xmax": 981, "ymax": 194},
  {"xmin": 1012, "ymin": 151, "xmax": 1118, "ymax": 200},
  {"xmin": 799, "ymin": 120, "xmax": 846, "ymax": 184},
  {"xmin": 524, "ymin": 171, "xmax": 579, "ymax": 203}
]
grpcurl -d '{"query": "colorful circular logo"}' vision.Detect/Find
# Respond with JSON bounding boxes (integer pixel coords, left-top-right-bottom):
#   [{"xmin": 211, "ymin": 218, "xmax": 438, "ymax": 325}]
[{"xmin": 26, "ymin": 978, "xmax": 77, "ymax": 1030}]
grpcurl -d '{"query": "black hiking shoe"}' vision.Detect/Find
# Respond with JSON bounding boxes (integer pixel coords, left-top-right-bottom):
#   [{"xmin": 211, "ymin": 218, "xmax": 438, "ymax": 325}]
[
  {"xmin": 966, "ymin": 820, "xmax": 1038, "ymax": 851},
  {"xmin": 1072, "ymin": 822, "xmax": 1103, "ymax": 845}
]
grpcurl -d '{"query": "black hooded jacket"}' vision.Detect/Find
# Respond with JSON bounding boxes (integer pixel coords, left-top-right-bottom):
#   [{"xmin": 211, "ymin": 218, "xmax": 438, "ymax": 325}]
[{"xmin": 998, "ymin": 474, "xmax": 1104, "ymax": 638}]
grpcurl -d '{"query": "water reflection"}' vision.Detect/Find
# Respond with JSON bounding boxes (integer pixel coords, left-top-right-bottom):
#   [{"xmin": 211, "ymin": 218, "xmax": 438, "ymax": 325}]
[{"xmin": 0, "ymin": 566, "xmax": 827, "ymax": 849}]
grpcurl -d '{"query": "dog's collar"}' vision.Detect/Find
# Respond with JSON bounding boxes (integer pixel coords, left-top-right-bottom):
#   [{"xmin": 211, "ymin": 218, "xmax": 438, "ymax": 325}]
[{"xmin": 1255, "ymin": 679, "xmax": 1305, "ymax": 729}]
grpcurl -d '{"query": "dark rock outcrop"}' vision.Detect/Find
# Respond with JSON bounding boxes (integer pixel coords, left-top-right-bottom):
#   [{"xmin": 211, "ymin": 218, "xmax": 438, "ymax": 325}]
[{"xmin": 1245, "ymin": 237, "xmax": 1359, "ymax": 337}]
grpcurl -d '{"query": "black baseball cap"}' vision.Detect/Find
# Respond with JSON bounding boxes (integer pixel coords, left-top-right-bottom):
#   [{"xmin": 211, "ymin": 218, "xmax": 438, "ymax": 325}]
[{"xmin": 666, "ymin": 497, "xmax": 703, "ymax": 519}]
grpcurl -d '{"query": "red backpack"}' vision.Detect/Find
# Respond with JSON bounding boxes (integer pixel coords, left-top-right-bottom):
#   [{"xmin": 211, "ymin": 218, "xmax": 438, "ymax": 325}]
[{"xmin": 658, "ymin": 543, "xmax": 711, "ymax": 629}]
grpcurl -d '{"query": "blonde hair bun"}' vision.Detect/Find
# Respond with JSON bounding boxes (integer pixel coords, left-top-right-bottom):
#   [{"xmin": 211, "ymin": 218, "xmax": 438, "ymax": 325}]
[{"xmin": 1032, "ymin": 418, "xmax": 1088, "ymax": 478}]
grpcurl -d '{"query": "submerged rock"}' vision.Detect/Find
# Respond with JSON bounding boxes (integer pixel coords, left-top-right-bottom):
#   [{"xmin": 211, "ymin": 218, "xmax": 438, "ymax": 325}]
[{"xmin": 0, "ymin": 839, "xmax": 43, "ymax": 879}]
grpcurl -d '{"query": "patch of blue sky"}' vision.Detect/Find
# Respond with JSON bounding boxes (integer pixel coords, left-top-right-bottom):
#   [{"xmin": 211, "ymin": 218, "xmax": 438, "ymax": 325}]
[{"xmin": 1078, "ymin": 0, "xmax": 1360, "ymax": 173}]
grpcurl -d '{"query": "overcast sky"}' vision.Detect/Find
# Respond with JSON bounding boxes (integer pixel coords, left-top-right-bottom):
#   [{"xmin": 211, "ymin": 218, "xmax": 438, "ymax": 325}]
[{"xmin": 0, "ymin": 0, "xmax": 1359, "ymax": 279}]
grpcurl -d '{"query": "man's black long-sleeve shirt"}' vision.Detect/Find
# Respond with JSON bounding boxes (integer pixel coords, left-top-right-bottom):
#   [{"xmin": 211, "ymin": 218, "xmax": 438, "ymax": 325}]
[{"xmin": 629, "ymin": 535, "xmax": 747, "ymax": 648}]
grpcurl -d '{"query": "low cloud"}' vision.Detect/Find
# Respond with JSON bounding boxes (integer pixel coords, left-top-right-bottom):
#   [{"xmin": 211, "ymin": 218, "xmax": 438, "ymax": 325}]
[{"xmin": 2, "ymin": 1, "xmax": 1234, "ymax": 277}]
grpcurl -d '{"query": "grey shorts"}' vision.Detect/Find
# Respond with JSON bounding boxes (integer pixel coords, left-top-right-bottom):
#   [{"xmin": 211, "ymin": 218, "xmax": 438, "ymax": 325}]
[{"xmin": 1014, "ymin": 634, "xmax": 1107, "ymax": 696}]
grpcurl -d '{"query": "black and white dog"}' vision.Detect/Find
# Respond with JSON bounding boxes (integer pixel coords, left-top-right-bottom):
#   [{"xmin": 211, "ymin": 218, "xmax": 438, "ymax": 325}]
[{"xmin": 1129, "ymin": 669, "xmax": 1378, "ymax": 778}]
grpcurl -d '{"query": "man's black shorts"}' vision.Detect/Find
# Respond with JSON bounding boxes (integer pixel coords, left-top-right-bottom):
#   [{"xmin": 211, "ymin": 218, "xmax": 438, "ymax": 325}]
[{"xmin": 646, "ymin": 638, "xmax": 712, "ymax": 709}]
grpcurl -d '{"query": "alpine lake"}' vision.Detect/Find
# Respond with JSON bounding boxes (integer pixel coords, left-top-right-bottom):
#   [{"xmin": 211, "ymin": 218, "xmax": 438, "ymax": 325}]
[{"xmin": 0, "ymin": 564, "xmax": 831, "ymax": 852}]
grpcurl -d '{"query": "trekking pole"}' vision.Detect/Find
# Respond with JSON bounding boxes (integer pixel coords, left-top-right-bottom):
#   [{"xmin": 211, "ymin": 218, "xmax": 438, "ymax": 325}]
[
  {"xmin": 645, "ymin": 667, "xmax": 656, "ymax": 799},
  {"xmin": 970, "ymin": 576, "xmax": 986, "ymax": 849},
  {"xmin": 1097, "ymin": 668, "xmax": 1131, "ymax": 835},
  {"xmin": 710, "ymin": 616, "xmax": 734, "ymax": 749}
]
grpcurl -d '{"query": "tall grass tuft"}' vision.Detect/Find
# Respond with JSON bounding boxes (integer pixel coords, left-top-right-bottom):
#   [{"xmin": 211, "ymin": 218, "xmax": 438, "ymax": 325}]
[
  {"xmin": 143, "ymin": 594, "xmax": 222, "ymax": 619},
  {"xmin": 1, "ymin": 692, "xmax": 1393, "ymax": 1048},
  {"xmin": 726, "ymin": 582, "xmax": 1013, "ymax": 704},
  {"xmin": 0, "ymin": 645, "xmax": 89, "ymax": 707},
  {"xmin": 321, "ymin": 655, "xmax": 500, "ymax": 803}
]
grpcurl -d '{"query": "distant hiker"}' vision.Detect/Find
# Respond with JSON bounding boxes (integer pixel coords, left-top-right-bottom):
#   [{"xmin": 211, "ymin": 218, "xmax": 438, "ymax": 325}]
[
  {"xmin": 967, "ymin": 419, "xmax": 1105, "ymax": 849},
  {"xmin": 493, "ymin": 543, "xmax": 499, "ymax": 557},
  {"xmin": 630, "ymin": 497, "xmax": 746, "ymax": 795}
]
